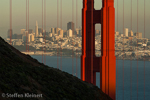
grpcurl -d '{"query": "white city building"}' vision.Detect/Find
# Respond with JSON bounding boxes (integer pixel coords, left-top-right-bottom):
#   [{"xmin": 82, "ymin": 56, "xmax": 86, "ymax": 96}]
[
  {"xmin": 124, "ymin": 28, "xmax": 128, "ymax": 37},
  {"xmin": 68, "ymin": 29, "xmax": 72, "ymax": 37},
  {"xmin": 59, "ymin": 30, "xmax": 63, "ymax": 38},
  {"xmin": 129, "ymin": 30, "xmax": 133, "ymax": 37}
]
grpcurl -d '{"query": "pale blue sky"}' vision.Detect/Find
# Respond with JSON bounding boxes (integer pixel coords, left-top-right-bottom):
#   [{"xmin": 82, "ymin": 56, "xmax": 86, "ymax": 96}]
[{"xmin": 0, "ymin": 0, "xmax": 150, "ymax": 38}]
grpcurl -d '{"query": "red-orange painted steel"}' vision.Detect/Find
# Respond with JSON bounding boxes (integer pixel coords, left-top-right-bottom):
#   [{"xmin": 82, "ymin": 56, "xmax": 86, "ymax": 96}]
[{"xmin": 81, "ymin": 0, "xmax": 116, "ymax": 99}]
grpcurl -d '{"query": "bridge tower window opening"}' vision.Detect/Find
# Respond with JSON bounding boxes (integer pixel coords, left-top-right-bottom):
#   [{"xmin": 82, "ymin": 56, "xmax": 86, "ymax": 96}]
[
  {"xmin": 94, "ymin": 0, "xmax": 102, "ymax": 10},
  {"xmin": 95, "ymin": 24, "xmax": 101, "ymax": 57},
  {"xmin": 96, "ymin": 72, "xmax": 100, "ymax": 88}
]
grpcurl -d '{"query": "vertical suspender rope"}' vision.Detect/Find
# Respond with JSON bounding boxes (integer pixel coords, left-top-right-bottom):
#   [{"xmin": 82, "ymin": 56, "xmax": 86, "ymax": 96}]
[
  {"xmin": 26, "ymin": 0, "xmax": 27, "ymax": 52},
  {"xmin": 116, "ymin": 0, "xmax": 118, "ymax": 99},
  {"xmin": 44, "ymin": 0, "xmax": 46, "ymax": 64},
  {"xmin": 144, "ymin": 0, "xmax": 145, "ymax": 100},
  {"xmin": 57, "ymin": 0, "xmax": 59, "ymax": 69},
  {"xmin": 72, "ymin": 0, "xmax": 74, "ymax": 75},
  {"xmin": 137, "ymin": 0, "xmax": 139, "ymax": 99},
  {"xmin": 28, "ymin": 0, "xmax": 29, "ymax": 52},
  {"xmin": 10, "ymin": 0, "xmax": 12, "ymax": 45},
  {"xmin": 76, "ymin": 0, "xmax": 78, "ymax": 77},
  {"xmin": 123, "ymin": 0, "xmax": 124, "ymax": 99},
  {"xmin": 130, "ymin": 0, "xmax": 133, "ymax": 100},
  {"xmin": 42, "ymin": 0, "xmax": 43, "ymax": 63},
  {"xmin": 60, "ymin": 0, "xmax": 62, "ymax": 70}
]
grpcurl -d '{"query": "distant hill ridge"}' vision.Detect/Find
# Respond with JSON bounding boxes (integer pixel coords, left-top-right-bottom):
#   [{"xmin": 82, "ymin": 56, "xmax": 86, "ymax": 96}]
[{"xmin": 0, "ymin": 37, "xmax": 112, "ymax": 100}]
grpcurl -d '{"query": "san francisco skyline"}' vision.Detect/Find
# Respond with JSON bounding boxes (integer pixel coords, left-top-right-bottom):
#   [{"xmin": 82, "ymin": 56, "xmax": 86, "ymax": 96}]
[{"xmin": 0, "ymin": 0, "xmax": 150, "ymax": 38}]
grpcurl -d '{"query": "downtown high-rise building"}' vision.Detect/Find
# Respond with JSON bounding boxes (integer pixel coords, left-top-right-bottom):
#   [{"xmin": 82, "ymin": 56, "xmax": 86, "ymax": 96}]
[
  {"xmin": 136, "ymin": 32, "xmax": 142, "ymax": 39},
  {"xmin": 124, "ymin": 28, "xmax": 128, "ymax": 37},
  {"xmin": 38, "ymin": 28, "xmax": 43, "ymax": 35},
  {"xmin": 49, "ymin": 33, "xmax": 52, "ymax": 37},
  {"xmin": 128, "ymin": 30, "xmax": 133, "ymax": 37},
  {"xmin": 50, "ymin": 27, "xmax": 54, "ymax": 34},
  {"xmin": 75, "ymin": 28, "xmax": 79, "ymax": 35},
  {"xmin": 30, "ymin": 34, "xmax": 35, "ymax": 42},
  {"xmin": 54, "ymin": 28, "xmax": 61, "ymax": 34},
  {"xmin": 28, "ymin": 29, "xmax": 33, "ymax": 34},
  {"xmin": 35, "ymin": 21, "xmax": 38, "ymax": 37},
  {"xmin": 7, "ymin": 29, "xmax": 13, "ymax": 38},
  {"xmin": 59, "ymin": 30, "xmax": 63, "ymax": 38},
  {"xmin": 13, "ymin": 34, "xmax": 23, "ymax": 40},
  {"xmin": 67, "ymin": 29, "xmax": 72, "ymax": 37},
  {"xmin": 20, "ymin": 29, "xmax": 26, "ymax": 35},
  {"xmin": 28, "ymin": 34, "xmax": 35, "ymax": 42},
  {"xmin": 67, "ymin": 22, "xmax": 74, "ymax": 32}
]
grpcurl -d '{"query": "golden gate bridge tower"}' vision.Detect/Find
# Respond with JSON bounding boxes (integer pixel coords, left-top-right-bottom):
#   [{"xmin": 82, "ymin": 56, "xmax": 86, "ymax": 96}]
[{"xmin": 81, "ymin": 0, "xmax": 116, "ymax": 99}]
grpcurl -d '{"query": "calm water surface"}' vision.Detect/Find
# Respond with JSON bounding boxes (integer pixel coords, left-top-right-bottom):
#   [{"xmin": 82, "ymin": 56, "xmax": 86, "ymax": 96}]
[{"xmin": 32, "ymin": 55, "xmax": 150, "ymax": 100}]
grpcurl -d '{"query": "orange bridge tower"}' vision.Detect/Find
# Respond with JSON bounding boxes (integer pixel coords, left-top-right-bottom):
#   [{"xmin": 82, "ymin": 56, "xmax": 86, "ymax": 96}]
[{"xmin": 81, "ymin": 0, "xmax": 116, "ymax": 99}]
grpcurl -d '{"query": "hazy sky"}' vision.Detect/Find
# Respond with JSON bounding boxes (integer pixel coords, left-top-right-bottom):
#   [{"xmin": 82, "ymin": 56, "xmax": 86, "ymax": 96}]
[{"xmin": 0, "ymin": 0, "xmax": 150, "ymax": 38}]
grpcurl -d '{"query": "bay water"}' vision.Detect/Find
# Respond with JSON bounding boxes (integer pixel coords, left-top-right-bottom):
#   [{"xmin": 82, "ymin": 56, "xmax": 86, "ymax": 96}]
[{"xmin": 32, "ymin": 55, "xmax": 150, "ymax": 100}]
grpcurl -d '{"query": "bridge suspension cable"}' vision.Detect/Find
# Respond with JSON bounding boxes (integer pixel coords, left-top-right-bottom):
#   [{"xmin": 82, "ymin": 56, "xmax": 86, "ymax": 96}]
[
  {"xmin": 25, "ymin": 0, "xmax": 29, "ymax": 52},
  {"xmin": 130, "ymin": 0, "xmax": 133, "ymax": 99},
  {"xmin": 72, "ymin": 0, "xmax": 74, "ymax": 75},
  {"xmin": 137, "ymin": 0, "xmax": 139, "ymax": 99},
  {"xmin": 26, "ymin": 0, "xmax": 27, "ymax": 52},
  {"xmin": 28, "ymin": 0, "xmax": 29, "ymax": 52},
  {"xmin": 44, "ymin": 0, "xmax": 46, "ymax": 65},
  {"xmin": 144, "ymin": 0, "xmax": 145, "ymax": 99},
  {"xmin": 57, "ymin": 0, "xmax": 59, "ymax": 69},
  {"xmin": 116, "ymin": 0, "xmax": 118, "ymax": 99},
  {"xmin": 123, "ymin": 0, "xmax": 124, "ymax": 99},
  {"xmin": 42, "ymin": 0, "xmax": 43, "ymax": 63},
  {"xmin": 76, "ymin": 0, "xmax": 78, "ymax": 77},
  {"xmin": 9, "ymin": 0, "xmax": 12, "ymax": 45},
  {"xmin": 60, "ymin": 0, "xmax": 62, "ymax": 70}
]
